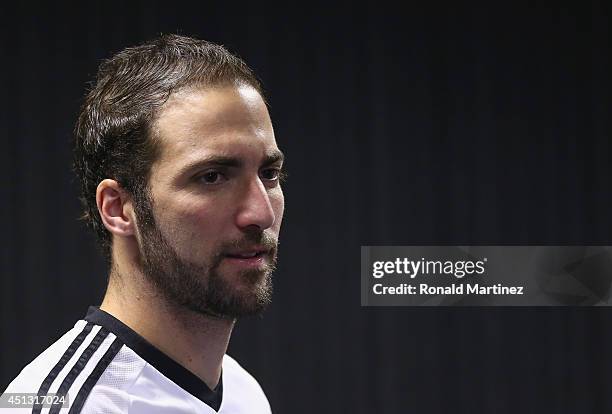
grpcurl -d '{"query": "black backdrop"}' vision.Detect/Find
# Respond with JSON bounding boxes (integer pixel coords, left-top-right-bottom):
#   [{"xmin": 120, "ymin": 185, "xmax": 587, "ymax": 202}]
[{"xmin": 2, "ymin": 3, "xmax": 611, "ymax": 413}]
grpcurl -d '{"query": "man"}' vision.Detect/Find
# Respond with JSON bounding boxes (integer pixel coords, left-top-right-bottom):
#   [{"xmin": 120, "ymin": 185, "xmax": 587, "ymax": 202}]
[{"xmin": 3, "ymin": 34, "xmax": 284, "ymax": 413}]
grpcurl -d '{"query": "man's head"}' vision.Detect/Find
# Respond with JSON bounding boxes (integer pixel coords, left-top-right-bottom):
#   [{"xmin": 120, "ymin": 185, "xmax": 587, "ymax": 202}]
[{"xmin": 73, "ymin": 35, "xmax": 284, "ymax": 319}]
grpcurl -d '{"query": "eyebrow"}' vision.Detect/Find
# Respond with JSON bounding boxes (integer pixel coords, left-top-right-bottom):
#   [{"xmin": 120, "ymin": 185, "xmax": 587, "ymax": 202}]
[
  {"xmin": 177, "ymin": 149, "xmax": 285, "ymax": 177},
  {"xmin": 262, "ymin": 149, "xmax": 285, "ymax": 166}
]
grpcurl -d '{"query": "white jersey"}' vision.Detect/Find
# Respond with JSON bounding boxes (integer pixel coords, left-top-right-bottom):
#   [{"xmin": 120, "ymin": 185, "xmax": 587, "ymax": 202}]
[{"xmin": 2, "ymin": 307, "xmax": 271, "ymax": 413}]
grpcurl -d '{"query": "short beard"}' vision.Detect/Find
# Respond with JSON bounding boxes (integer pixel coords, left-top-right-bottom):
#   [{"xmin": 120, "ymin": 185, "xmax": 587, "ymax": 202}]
[{"xmin": 132, "ymin": 189, "xmax": 276, "ymax": 319}]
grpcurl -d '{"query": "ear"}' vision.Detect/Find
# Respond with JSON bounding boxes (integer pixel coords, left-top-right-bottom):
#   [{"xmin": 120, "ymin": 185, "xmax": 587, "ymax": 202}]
[{"xmin": 96, "ymin": 179, "xmax": 136, "ymax": 237}]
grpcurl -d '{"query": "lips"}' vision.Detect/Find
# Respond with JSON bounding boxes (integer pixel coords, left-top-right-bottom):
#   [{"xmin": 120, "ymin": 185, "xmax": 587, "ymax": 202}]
[
  {"xmin": 226, "ymin": 251, "xmax": 265, "ymax": 259},
  {"xmin": 222, "ymin": 249, "xmax": 270, "ymax": 271},
  {"xmin": 224, "ymin": 246, "xmax": 270, "ymax": 259}
]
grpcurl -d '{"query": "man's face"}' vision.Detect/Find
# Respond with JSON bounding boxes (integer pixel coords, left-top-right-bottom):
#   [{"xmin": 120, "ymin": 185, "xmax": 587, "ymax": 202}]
[{"xmin": 133, "ymin": 83, "xmax": 284, "ymax": 319}]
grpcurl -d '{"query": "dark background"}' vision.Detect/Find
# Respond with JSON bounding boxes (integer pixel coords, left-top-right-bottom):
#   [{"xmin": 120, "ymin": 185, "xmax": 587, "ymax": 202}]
[{"xmin": 1, "ymin": 2, "xmax": 611, "ymax": 413}]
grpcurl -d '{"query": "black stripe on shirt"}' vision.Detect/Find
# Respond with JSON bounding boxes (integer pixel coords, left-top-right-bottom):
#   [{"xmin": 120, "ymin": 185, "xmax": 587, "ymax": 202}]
[
  {"xmin": 68, "ymin": 337, "xmax": 124, "ymax": 414},
  {"xmin": 85, "ymin": 306, "xmax": 223, "ymax": 411},
  {"xmin": 48, "ymin": 327, "xmax": 110, "ymax": 414},
  {"xmin": 32, "ymin": 322, "xmax": 94, "ymax": 414}
]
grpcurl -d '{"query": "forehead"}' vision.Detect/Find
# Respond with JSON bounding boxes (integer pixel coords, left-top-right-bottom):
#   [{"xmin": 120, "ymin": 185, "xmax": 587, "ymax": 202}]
[{"xmin": 151, "ymin": 84, "xmax": 277, "ymax": 168}]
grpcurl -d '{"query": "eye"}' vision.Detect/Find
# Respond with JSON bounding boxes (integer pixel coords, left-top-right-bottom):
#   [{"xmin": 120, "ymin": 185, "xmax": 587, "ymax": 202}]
[
  {"xmin": 260, "ymin": 168, "xmax": 282, "ymax": 181},
  {"xmin": 198, "ymin": 171, "xmax": 226, "ymax": 184}
]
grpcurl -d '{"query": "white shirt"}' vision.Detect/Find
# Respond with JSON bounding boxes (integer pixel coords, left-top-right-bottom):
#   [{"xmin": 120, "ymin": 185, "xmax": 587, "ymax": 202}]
[{"xmin": 2, "ymin": 307, "xmax": 271, "ymax": 413}]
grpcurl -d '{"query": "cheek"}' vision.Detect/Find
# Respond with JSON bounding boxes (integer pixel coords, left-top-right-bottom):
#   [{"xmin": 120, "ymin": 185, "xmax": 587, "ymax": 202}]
[
  {"xmin": 184, "ymin": 205, "xmax": 228, "ymax": 232},
  {"xmin": 271, "ymin": 189, "xmax": 285, "ymax": 230},
  {"xmin": 157, "ymin": 199, "xmax": 226, "ymax": 242},
  {"xmin": 164, "ymin": 205, "xmax": 230, "ymax": 260}
]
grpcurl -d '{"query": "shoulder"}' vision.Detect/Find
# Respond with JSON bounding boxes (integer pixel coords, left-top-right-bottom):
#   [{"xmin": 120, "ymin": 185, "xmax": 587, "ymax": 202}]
[
  {"xmin": 220, "ymin": 354, "xmax": 271, "ymax": 413},
  {"xmin": 4, "ymin": 320, "xmax": 92, "ymax": 394},
  {"xmin": 4, "ymin": 319, "xmax": 145, "ymax": 413}
]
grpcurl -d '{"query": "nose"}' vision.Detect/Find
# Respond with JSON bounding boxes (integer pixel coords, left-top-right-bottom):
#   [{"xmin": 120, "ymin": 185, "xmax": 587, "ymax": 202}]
[{"xmin": 235, "ymin": 177, "xmax": 276, "ymax": 230}]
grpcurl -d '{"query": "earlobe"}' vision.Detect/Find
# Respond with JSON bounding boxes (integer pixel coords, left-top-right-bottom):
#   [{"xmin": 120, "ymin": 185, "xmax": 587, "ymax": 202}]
[{"xmin": 96, "ymin": 179, "xmax": 135, "ymax": 237}]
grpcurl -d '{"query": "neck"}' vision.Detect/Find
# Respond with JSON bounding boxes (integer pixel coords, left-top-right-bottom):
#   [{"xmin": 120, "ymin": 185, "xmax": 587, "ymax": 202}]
[{"xmin": 100, "ymin": 256, "xmax": 233, "ymax": 391}]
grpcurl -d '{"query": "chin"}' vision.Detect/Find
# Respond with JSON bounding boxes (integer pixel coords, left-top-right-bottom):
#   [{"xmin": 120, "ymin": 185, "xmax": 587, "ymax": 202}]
[{"xmin": 188, "ymin": 270, "xmax": 273, "ymax": 319}]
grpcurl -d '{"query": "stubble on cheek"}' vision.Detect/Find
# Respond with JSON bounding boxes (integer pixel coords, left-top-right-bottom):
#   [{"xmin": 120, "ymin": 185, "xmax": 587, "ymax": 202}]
[{"xmin": 134, "ymin": 190, "xmax": 279, "ymax": 317}]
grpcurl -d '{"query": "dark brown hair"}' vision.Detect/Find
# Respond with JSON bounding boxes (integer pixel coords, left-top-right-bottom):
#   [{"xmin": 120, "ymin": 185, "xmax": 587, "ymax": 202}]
[{"xmin": 73, "ymin": 34, "xmax": 264, "ymax": 259}]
